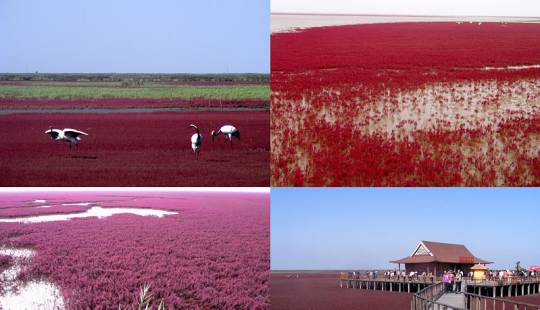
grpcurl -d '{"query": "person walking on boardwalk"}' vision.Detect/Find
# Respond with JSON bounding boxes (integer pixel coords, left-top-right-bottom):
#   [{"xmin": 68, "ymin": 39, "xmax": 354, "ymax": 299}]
[
  {"xmin": 449, "ymin": 270, "xmax": 455, "ymax": 293},
  {"xmin": 455, "ymin": 269, "xmax": 463, "ymax": 293},
  {"xmin": 443, "ymin": 271, "xmax": 450, "ymax": 293}
]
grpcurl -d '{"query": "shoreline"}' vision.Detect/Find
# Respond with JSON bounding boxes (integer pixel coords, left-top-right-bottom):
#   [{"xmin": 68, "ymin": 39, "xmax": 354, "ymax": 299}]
[{"xmin": 271, "ymin": 13, "xmax": 540, "ymax": 33}]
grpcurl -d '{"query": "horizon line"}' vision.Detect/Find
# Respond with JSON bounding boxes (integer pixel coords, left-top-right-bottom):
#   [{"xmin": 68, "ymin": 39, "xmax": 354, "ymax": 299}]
[
  {"xmin": 271, "ymin": 265, "xmax": 525, "ymax": 272},
  {"xmin": 271, "ymin": 12, "xmax": 540, "ymax": 20}
]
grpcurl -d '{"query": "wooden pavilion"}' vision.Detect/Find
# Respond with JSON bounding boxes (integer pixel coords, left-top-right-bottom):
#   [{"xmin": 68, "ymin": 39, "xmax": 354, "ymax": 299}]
[{"xmin": 390, "ymin": 240, "xmax": 492, "ymax": 277}]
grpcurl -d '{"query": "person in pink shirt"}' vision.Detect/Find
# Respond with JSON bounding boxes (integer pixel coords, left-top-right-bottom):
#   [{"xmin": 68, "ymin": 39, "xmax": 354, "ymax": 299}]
[
  {"xmin": 442, "ymin": 270, "xmax": 450, "ymax": 293},
  {"xmin": 448, "ymin": 270, "xmax": 455, "ymax": 293}
]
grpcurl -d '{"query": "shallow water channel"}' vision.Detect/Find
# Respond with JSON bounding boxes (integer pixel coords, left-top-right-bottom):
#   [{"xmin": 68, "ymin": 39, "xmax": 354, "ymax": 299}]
[
  {"xmin": 0, "ymin": 205, "xmax": 177, "ymax": 223},
  {"xmin": 0, "ymin": 247, "xmax": 65, "ymax": 310}
]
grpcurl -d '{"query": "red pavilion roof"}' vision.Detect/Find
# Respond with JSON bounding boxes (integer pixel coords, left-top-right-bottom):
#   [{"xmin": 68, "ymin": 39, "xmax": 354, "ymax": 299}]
[{"xmin": 390, "ymin": 241, "xmax": 492, "ymax": 264}]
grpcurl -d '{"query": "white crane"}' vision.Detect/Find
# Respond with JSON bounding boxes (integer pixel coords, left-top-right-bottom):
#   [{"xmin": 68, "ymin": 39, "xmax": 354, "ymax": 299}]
[
  {"xmin": 45, "ymin": 126, "xmax": 88, "ymax": 157},
  {"xmin": 211, "ymin": 125, "xmax": 240, "ymax": 148},
  {"xmin": 189, "ymin": 124, "xmax": 203, "ymax": 159}
]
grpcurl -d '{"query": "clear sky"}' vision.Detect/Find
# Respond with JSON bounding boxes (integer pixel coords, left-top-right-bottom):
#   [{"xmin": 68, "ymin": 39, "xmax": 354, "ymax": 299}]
[
  {"xmin": 0, "ymin": 0, "xmax": 269, "ymax": 74},
  {"xmin": 271, "ymin": 188, "xmax": 540, "ymax": 271},
  {"xmin": 271, "ymin": 0, "xmax": 540, "ymax": 17}
]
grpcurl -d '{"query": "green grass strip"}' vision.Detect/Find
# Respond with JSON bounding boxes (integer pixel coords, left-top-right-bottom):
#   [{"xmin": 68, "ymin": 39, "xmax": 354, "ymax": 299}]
[{"xmin": 0, "ymin": 85, "xmax": 270, "ymax": 100}]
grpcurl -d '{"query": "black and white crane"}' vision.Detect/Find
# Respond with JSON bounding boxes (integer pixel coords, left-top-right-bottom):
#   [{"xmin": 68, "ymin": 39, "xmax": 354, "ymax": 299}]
[
  {"xmin": 45, "ymin": 126, "xmax": 88, "ymax": 157},
  {"xmin": 211, "ymin": 125, "xmax": 240, "ymax": 148},
  {"xmin": 189, "ymin": 124, "xmax": 203, "ymax": 159}
]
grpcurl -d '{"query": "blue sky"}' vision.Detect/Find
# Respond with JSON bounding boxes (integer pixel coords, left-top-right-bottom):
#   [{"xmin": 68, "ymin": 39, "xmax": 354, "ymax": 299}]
[
  {"xmin": 271, "ymin": 188, "xmax": 540, "ymax": 271},
  {"xmin": 0, "ymin": 0, "xmax": 269, "ymax": 73},
  {"xmin": 271, "ymin": 0, "xmax": 540, "ymax": 17}
]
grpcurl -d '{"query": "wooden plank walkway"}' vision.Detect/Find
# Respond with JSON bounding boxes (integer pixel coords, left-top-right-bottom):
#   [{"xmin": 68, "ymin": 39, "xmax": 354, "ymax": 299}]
[
  {"xmin": 339, "ymin": 278, "xmax": 433, "ymax": 293},
  {"xmin": 436, "ymin": 292, "xmax": 464, "ymax": 309}
]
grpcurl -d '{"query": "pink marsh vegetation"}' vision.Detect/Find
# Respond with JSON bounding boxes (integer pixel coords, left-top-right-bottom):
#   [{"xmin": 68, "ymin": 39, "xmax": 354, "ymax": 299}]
[{"xmin": 0, "ymin": 191, "xmax": 270, "ymax": 309}]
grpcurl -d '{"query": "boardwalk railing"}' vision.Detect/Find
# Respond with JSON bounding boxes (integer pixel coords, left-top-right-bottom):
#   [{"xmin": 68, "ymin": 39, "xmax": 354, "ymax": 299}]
[
  {"xmin": 466, "ymin": 278, "xmax": 540, "ymax": 299},
  {"xmin": 412, "ymin": 283, "xmax": 540, "ymax": 310},
  {"xmin": 411, "ymin": 282, "xmax": 466, "ymax": 310},
  {"xmin": 340, "ymin": 276, "xmax": 434, "ymax": 292},
  {"xmin": 467, "ymin": 276, "xmax": 540, "ymax": 287},
  {"xmin": 463, "ymin": 292, "xmax": 540, "ymax": 310},
  {"xmin": 339, "ymin": 272, "xmax": 435, "ymax": 283}
]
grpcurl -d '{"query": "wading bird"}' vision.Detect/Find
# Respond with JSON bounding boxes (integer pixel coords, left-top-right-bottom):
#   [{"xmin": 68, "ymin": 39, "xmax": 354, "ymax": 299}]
[
  {"xmin": 45, "ymin": 126, "xmax": 88, "ymax": 157},
  {"xmin": 211, "ymin": 125, "xmax": 240, "ymax": 148},
  {"xmin": 189, "ymin": 124, "xmax": 203, "ymax": 159}
]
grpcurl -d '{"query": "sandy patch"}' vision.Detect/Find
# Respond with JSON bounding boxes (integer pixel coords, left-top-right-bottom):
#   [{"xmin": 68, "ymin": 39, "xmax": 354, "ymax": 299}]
[
  {"xmin": 353, "ymin": 78, "xmax": 540, "ymax": 135},
  {"xmin": 272, "ymin": 76, "xmax": 540, "ymax": 185}
]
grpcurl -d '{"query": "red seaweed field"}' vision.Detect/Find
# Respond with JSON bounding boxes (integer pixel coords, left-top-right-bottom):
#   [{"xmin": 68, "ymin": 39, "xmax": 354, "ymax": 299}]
[
  {"xmin": 271, "ymin": 22, "xmax": 540, "ymax": 186},
  {"xmin": 0, "ymin": 97, "xmax": 269, "ymax": 110},
  {"xmin": 0, "ymin": 110, "xmax": 269, "ymax": 186},
  {"xmin": 271, "ymin": 272, "xmax": 412, "ymax": 310},
  {"xmin": 271, "ymin": 272, "xmax": 540, "ymax": 310},
  {"xmin": 0, "ymin": 190, "xmax": 269, "ymax": 309}
]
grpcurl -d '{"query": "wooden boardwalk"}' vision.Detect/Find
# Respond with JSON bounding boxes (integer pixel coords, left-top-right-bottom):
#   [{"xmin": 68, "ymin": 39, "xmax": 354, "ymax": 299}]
[
  {"xmin": 436, "ymin": 292, "xmax": 464, "ymax": 309},
  {"xmin": 339, "ymin": 278, "xmax": 434, "ymax": 293},
  {"xmin": 467, "ymin": 279, "xmax": 540, "ymax": 298},
  {"xmin": 342, "ymin": 276, "xmax": 540, "ymax": 310}
]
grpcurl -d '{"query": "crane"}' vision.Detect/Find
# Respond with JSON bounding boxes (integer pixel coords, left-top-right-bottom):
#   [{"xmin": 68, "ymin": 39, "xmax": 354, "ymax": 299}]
[
  {"xmin": 189, "ymin": 124, "xmax": 203, "ymax": 159},
  {"xmin": 45, "ymin": 126, "xmax": 88, "ymax": 157},
  {"xmin": 211, "ymin": 125, "xmax": 240, "ymax": 149}
]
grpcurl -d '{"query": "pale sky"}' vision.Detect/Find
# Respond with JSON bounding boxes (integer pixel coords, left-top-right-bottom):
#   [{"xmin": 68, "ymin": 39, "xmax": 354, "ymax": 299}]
[
  {"xmin": 271, "ymin": 0, "xmax": 540, "ymax": 17},
  {"xmin": 0, "ymin": 0, "xmax": 269, "ymax": 73},
  {"xmin": 272, "ymin": 188, "xmax": 540, "ymax": 271}
]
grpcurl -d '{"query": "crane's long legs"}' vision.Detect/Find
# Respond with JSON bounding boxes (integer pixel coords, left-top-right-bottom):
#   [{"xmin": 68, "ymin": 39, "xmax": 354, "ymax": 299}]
[
  {"xmin": 67, "ymin": 141, "xmax": 72, "ymax": 158},
  {"xmin": 224, "ymin": 137, "xmax": 234, "ymax": 150}
]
